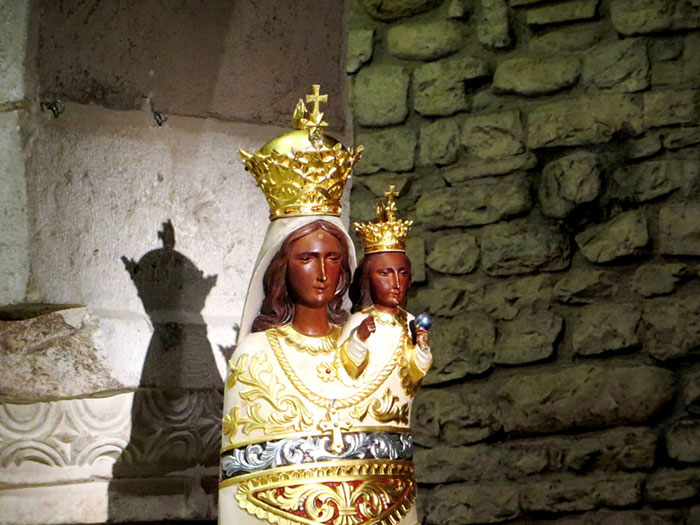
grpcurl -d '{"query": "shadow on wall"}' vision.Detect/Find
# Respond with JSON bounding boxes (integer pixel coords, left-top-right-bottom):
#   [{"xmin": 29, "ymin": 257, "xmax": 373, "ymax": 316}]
[
  {"xmin": 108, "ymin": 221, "xmax": 222, "ymax": 522},
  {"xmin": 120, "ymin": 221, "xmax": 220, "ymax": 388}
]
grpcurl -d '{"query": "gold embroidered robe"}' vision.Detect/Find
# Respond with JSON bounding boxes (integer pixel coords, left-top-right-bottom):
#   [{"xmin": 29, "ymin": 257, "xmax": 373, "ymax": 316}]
[{"xmin": 219, "ymin": 319, "xmax": 430, "ymax": 525}]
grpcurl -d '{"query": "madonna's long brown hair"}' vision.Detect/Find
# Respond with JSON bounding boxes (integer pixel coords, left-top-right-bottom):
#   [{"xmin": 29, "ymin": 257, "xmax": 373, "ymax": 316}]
[
  {"xmin": 252, "ymin": 220, "xmax": 352, "ymax": 332},
  {"xmin": 349, "ymin": 252, "xmax": 411, "ymax": 313}
]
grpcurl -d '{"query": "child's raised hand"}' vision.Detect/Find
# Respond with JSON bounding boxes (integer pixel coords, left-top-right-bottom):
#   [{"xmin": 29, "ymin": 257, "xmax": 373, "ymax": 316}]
[
  {"xmin": 357, "ymin": 315, "xmax": 376, "ymax": 341},
  {"xmin": 416, "ymin": 327, "xmax": 429, "ymax": 349}
]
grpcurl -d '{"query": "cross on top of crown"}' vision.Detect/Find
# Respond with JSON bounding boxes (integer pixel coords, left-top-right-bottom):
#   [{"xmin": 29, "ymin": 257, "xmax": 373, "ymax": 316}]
[
  {"xmin": 302, "ymin": 84, "xmax": 329, "ymax": 142},
  {"xmin": 379, "ymin": 184, "xmax": 399, "ymax": 221},
  {"xmin": 306, "ymin": 85, "xmax": 327, "ymax": 121}
]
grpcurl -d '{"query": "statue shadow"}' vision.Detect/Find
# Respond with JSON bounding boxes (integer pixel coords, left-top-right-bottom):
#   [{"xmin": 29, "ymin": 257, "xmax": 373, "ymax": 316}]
[
  {"xmin": 108, "ymin": 220, "xmax": 222, "ymax": 522},
  {"xmin": 120, "ymin": 220, "xmax": 220, "ymax": 389}
]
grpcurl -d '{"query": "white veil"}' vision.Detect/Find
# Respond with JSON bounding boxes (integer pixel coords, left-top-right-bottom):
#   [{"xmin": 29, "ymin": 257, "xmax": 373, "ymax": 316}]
[{"xmin": 237, "ymin": 215, "xmax": 357, "ymax": 341}]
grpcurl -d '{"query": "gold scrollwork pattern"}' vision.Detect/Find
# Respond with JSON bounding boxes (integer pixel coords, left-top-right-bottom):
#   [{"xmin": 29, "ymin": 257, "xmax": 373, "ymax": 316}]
[
  {"xmin": 397, "ymin": 355, "xmax": 417, "ymax": 398},
  {"xmin": 223, "ymin": 353, "xmax": 313, "ymax": 441},
  {"xmin": 235, "ymin": 461, "xmax": 416, "ymax": 525},
  {"xmin": 351, "ymin": 388, "xmax": 409, "ymax": 425},
  {"xmin": 397, "ymin": 345, "xmax": 427, "ymax": 399}
]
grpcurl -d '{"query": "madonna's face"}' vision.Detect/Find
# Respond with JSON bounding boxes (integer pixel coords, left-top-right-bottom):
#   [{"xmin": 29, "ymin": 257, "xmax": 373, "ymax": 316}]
[
  {"xmin": 369, "ymin": 252, "xmax": 410, "ymax": 312},
  {"xmin": 286, "ymin": 229, "xmax": 343, "ymax": 309}
]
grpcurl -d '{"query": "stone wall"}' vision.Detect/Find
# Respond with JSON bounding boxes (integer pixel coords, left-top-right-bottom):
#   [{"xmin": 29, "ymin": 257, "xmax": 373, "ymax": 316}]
[
  {"xmin": 348, "ymin": 0, "xmax": 700, "ymax": 523},
  {"xmin": 0, "ymin": 1, "xmax": 349, "ymax": 523},
  {"xmin": 0, "ymin": 0, "xmax": 30, "ymax": 305}
]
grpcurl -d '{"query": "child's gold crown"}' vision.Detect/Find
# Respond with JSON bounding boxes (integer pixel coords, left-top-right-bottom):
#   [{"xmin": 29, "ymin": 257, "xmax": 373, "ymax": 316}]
[
  {"xmin": 238, "ymin": 85, "xmax": 363, "ymax": 220},
  {"xmin": 354, "ymin": 185, "xmax": 413, "ymax": 253}
]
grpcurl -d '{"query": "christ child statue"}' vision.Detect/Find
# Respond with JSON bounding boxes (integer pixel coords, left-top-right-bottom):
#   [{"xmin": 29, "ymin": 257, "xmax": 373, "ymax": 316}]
[{"xmin": 338, "ymin": 186, "xmax": 432, "ymax": 395}]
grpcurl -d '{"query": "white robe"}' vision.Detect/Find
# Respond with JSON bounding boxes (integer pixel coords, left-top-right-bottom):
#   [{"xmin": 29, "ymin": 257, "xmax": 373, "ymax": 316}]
[
  {"xmin": 219, "ymin": 213, "xmax": 428, "ymax": 524},
  {"xmin": 219, "ymin": 322, "xmax": 426, "ymax": 525}
]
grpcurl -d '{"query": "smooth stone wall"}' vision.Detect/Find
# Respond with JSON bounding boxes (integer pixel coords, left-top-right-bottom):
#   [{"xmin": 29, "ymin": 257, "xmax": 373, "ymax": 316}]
[
  {"xmin": 0, "ymin": 0, "xmax": 30, "ymax": 305},
  {"xmin": 1, "ymin": 2, "xmax": 351, "ymax": 524}
]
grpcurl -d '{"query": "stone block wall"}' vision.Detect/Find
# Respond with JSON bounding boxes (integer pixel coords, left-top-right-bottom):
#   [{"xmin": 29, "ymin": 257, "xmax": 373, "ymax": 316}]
[{"xmin": 348, "ymin": 0, "xmax": 700, "ymax": 523}]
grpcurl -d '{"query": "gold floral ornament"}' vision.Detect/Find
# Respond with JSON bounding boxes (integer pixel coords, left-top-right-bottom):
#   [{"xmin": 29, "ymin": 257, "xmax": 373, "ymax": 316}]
[
  {"xmin": 239, "ymin": 84, "xmax": 363, "ymax": 220},
  {"xmin": 316, "ymin": 362, "xmax": 337, "ymax": 382},
  {"xmin": 235, "ymin": 461, "xmax": 416, "ymax": 525},
  {"xmin": 351, "ymin": 388, "xmax": 409, "ymax": 425},
  {"xmin": 354, "ymin": 186, "xmax": 413, "ymax": 254},
  {"xmin": 222, "ymin": 353, "xmax": 313, "ymax": 442},
  {"xmin": 397, "ymin": 350, "xmax": 427, "ymax": 398}
]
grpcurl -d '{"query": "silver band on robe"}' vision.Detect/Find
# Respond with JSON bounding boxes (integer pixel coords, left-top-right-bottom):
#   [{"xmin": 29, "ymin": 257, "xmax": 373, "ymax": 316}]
[{"xmin": 221, "ymin": 432, "xmax": 413, "ymax": 480}]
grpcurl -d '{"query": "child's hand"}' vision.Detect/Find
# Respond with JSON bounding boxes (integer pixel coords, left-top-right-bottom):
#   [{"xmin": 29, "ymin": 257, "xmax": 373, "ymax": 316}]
[
  {"xmin": 357, "ymin": 316, "xmax": 376, "ymax": 341},
  {"xmin": 416, "ymin": 327, "xmax": 429, "ymax": 349}
]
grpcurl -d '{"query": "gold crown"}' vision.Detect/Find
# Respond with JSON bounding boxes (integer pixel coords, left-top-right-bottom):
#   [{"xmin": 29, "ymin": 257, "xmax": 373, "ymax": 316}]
[
  {"xmin": 239, "ymin": 85, "xmax": 363, "ymax": 220},
  {"xmin": 354, "ymin": 185, "xmax": 413, "ymax": 254}
]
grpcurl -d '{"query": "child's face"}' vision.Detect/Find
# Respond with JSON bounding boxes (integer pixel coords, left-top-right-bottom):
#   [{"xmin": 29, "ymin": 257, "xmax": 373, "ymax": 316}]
[{"xmin": 369, "ymin": 252, "xmax": 410, "ymax": 311}]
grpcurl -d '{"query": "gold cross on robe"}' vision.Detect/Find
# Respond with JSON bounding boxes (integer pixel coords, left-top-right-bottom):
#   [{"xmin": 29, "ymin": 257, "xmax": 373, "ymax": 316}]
[{"xmin": 319, "ymin": 405, "xmax": 352, "ymax": 454}]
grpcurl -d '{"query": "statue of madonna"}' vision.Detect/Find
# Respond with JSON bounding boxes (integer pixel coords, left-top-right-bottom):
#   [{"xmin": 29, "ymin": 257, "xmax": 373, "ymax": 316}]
[{"xmin": 219, "ymin": 86, "xmax": 427, "ymax": 525}]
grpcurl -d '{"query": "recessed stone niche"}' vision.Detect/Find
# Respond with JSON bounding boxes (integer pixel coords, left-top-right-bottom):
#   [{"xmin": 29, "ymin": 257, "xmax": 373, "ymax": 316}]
[{"xmin": 1, "ymin": 1, "xmax": 350, "ymax": 523}]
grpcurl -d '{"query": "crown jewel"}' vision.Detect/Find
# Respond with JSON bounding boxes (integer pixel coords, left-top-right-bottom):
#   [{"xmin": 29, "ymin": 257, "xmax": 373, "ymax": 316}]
[
  {"xmin": 354, "ymin": 185, "xmax": 413, "ymax": 254},
  {"xmin": 239, "ymin": 85, "xmax": 363, "ymax": 220}
]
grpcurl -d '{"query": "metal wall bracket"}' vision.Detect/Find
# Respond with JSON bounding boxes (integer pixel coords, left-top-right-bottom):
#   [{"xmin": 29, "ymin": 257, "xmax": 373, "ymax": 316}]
[
  {"xmin": 40, "ymin": 99, "xmax": 64, "ymax": 118},
  {"xmin": 153, "ymin": 111, "xmax": 168, "ymax": 126}
]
